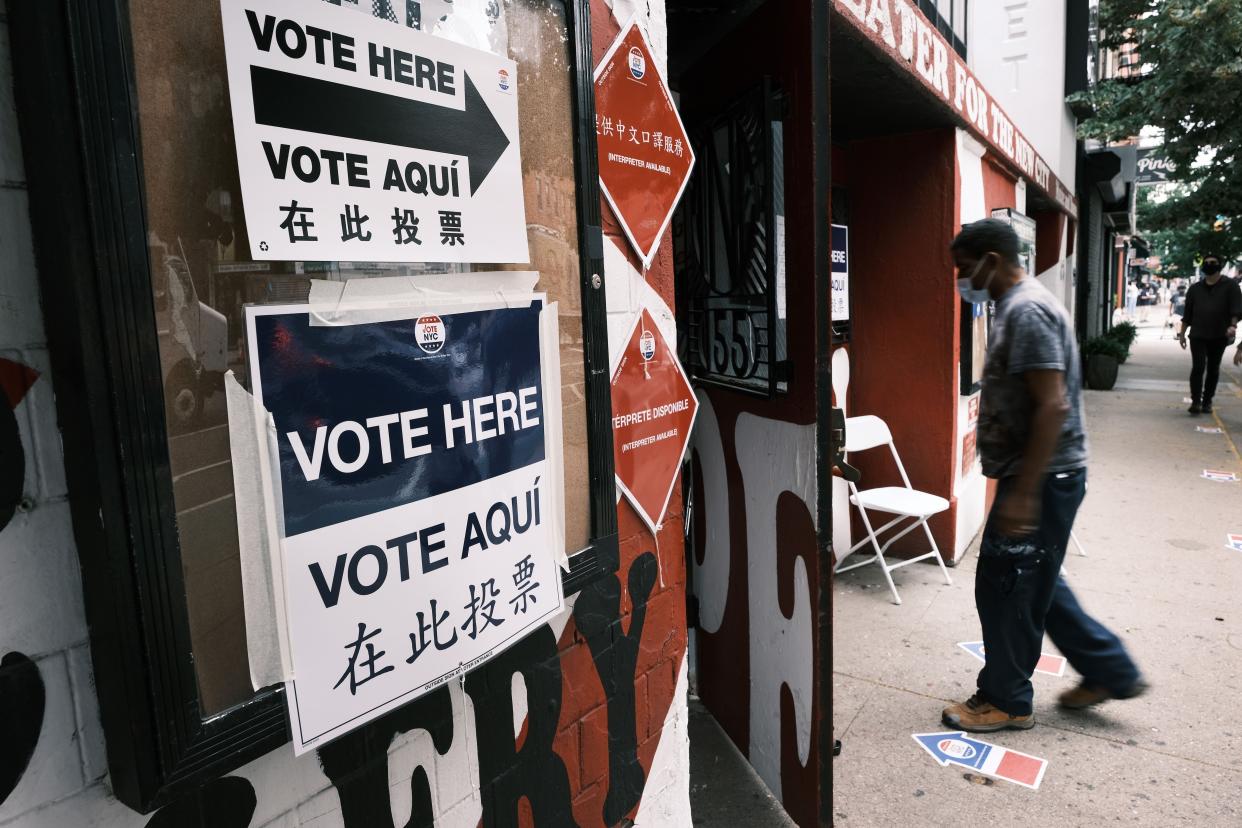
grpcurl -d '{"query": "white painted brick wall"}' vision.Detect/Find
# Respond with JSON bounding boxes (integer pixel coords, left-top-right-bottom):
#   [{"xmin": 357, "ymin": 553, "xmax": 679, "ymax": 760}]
[{"xmin": 0, "ymin": 3, "xmax": 113, "ymax": 822}]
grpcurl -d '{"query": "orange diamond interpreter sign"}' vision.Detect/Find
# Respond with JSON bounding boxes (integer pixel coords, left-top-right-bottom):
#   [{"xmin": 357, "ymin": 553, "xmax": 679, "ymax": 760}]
[
  {"xmin": 594, "ymin": 17, "xmax": 696, "ymax": 268},
  {"xmin": 611, "ymin": 308, "xmax": 699, "ymax": 532}
]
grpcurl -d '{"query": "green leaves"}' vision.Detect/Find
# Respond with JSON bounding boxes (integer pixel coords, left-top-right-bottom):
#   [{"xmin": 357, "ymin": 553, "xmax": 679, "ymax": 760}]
[{"xmin": 1083, "ymin": 0, "xmax": 1242, "ymax": 265}]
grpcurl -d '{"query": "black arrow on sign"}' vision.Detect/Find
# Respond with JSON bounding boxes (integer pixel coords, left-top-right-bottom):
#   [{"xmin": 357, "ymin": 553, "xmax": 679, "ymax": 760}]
[{"xmin": 250, "ymin": 65, "xmax": 510, "ymax": 196}]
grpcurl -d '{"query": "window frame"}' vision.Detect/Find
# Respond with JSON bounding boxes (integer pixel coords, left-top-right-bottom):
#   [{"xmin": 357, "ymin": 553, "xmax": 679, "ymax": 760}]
[{"xmin": 9, "ymin": 0, "xmax": 615, "ymax": 813}]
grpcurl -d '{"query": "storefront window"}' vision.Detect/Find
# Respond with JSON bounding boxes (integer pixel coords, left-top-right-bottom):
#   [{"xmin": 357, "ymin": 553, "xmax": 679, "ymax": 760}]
[{"xmin": 131, "ymin": 0, "xmax": 591, "ymax": 715}]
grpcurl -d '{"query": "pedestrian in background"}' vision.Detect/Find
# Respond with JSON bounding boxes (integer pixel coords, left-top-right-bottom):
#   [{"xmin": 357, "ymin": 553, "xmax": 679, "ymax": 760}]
[
  {"xmin": 1170, "ymin": 284, "xmax": 1187, "ymax": 319},
  {"xmin": 941, "ymin": 219, "xmax": 1147, "ymax": 733},
  {"xmin": 1168, "ymin": 284, "xmax": 1187, "ymax": 336},
  {"xmin": 1177, "ymin": 254, "xmax": 1242, "ymax": 415}
]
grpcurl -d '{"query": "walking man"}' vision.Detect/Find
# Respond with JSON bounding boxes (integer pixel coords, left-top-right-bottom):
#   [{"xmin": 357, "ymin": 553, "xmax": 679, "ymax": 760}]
[
  {"xmin": 1178, "ymin": 254, "xmax": 1242, "ymax": 415},
  {"xmin": 942, "ymin": 219, "xmax": 1146, "ymax": 733}
]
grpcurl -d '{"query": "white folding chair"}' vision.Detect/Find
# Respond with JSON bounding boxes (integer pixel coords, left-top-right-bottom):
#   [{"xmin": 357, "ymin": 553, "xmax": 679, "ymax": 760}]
[{"xmin": 833, "ymin": 415, "xmax": 953, "ymax": 605}]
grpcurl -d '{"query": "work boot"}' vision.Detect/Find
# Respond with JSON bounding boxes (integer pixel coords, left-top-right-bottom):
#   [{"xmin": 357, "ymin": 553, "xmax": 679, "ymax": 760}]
[
  {"xmin": 1188, "ymin": 402, "xmax": 1202, "ymax": 415},
  {"xmin": 1058, "ymin": 679, "xmax": 1149, "ymax": 710},
  {"xmin": 942, "ymin": 691, "xmax": 1035, "ymax": 733}
]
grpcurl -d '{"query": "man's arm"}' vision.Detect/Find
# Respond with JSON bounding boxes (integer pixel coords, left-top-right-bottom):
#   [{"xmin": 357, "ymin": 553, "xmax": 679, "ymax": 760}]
[
  {"xmin": 994, "ymin": 369, "xmax": 1069, "ymax": 536},
  {"xmin": 1229, "ymin": 282, "xmax": 1242, "ymax": 335},
  {"xmin": 1178, "ymin": 288, "xmax": 1195, "ymax": 348},
  {"xmin": 1232, "ymin": 283, "xmax": 1242, "ymax": 364}
]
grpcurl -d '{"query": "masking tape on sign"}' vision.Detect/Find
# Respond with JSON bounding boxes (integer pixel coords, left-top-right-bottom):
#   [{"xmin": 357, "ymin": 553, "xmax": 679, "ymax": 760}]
[
  {"xmin": 539, "ymin": 302, "xmax": 569, "ymax": 573},
  {"xmin": 228, "ymin": 289, "xmax": 569, "ymax": 687},
  {"xmin": 307, "ymin": 271, "xmax": 541, "ymax": 326},
  {"xmin": 226, "ymin": 371, "xmax": 295, "ymax": 688}
]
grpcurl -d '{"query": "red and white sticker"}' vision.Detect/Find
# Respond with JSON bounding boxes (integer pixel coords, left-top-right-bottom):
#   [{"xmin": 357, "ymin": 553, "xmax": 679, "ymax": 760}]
[
  {"xmin": 1202, "ymin": 469, "xmax": 1239, "ymax": 483},
  {"xmin": 610, "ymin": 308, "xmax": 698, "ymax": 532},
  {"xmin": 594, "ymin": 17, "xmax": 695, "ymax": 268},
  {"xmin": 414, "ymin": 315, "xmax": 446, "ymax": 354},
  {"xmin": 913, "ymin": 732, "xmax": 1048, "ymax": 789},
  {"xmin": 957, "ymin": 641, "xmax": 1066, "ymax": 677}
]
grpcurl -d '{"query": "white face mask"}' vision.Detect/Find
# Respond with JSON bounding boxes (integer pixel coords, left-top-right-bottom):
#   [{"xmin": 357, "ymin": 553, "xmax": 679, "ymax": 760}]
[{"xmin": 957, "ymin": 256, "xmax": 996, "ymax": 304}]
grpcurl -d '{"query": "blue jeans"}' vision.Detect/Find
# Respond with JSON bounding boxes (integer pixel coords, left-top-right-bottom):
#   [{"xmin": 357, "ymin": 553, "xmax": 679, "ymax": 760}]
[{"xmin": 975, "ymin": 468, "xmax": 1141, "ymax": 715}]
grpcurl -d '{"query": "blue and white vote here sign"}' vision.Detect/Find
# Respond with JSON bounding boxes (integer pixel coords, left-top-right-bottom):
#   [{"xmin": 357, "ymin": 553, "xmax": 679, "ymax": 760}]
[{"xmin": 245, "ymin": 300, "xmax": 564, "ymax": 753}]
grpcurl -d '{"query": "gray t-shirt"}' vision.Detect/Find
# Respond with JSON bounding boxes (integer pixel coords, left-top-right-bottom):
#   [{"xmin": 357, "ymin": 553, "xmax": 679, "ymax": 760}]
[{"xmin": 977, "ymin": 278, "xmax": 1089, "ymax": 479}]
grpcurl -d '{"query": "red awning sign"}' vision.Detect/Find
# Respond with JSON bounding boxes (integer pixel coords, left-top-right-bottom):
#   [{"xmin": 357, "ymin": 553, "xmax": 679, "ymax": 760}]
[
  {"xmin": 611, "ymin": 308, "xmax": 698, "ymax": 532},
  {"xmin": 594, "ymin": 18, "xmax": 696, "ymax": 268}
]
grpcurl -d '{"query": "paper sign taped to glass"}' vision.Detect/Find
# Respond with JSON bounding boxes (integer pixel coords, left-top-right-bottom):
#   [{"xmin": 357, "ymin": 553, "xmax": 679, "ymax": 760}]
[
  {"xmin": 219, "ymin": 0, "xmax": 528, "ymax": 264},
  {"xmin": 230, "ymin": 285, "xmax": 565, "ymax": 754}
]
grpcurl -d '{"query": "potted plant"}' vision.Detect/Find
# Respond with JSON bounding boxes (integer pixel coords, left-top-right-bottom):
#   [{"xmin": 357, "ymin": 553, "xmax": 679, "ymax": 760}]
[
  {"xmin": 1106, "ymin": 321, "xmax": 1138, "ymax": 363},
  {"xmin": 1082, "ymin": 335, "xmax": 1126, "ymax": 390}
]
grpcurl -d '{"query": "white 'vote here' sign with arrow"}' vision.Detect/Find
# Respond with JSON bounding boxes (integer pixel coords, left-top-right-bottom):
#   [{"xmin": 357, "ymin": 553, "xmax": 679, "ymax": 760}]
[{"xmin": 221, "ymin": 0, "xmax": 528, "ymax": 264}]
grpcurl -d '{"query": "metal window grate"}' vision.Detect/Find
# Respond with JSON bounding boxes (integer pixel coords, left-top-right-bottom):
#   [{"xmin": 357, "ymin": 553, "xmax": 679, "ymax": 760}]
[
  {"xmin": 917, "ymin": 0, "xmax": 968, "ymax": 59},
  {"xmin": 674, "ymin": 79, "xmax": 789, "ymax": 398}
]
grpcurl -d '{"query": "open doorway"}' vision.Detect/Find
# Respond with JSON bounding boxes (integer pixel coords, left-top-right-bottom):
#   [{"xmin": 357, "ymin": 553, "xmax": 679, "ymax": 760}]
[{"xmin": 668, "ymin": 1, "xmax": 832, "ymax": 826}]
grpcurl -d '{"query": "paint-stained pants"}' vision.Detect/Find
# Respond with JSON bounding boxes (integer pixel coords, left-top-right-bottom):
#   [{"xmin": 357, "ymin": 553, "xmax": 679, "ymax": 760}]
[
  {"xmin": 975, "ymin": 469, "xmax": 1142, "ymax": 716},
  {"xmin": 1189, "ymin": 336, "xmax": 1228, "ymax": 404}
]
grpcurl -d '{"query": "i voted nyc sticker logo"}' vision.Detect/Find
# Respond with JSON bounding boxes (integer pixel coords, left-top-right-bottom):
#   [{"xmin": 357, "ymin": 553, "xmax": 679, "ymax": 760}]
[
  {"xmin": 415, "ymin": 315, "xmax": 446, "ymax": 354},
  {"xmin": 938, "ymin": 739, "xmax": 977, "ymax": 760},
  {"xmin": 628, "ymin": 46, "xmax": 646, "ymax": 79},
  {"xmin": 639, "ymin": 329, "xmax": 656, "ymax": 361}
]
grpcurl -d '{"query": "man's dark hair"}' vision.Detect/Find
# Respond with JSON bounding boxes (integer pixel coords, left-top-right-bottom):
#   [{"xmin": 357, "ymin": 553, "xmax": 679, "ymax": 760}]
[{"xmin": 950, "ymin": 218, "xmax": 1021, "ymax": 265}]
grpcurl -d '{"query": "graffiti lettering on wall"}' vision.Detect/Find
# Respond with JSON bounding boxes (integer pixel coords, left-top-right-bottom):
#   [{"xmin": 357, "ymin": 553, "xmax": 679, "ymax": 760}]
[
  {"xmin": 689, "ymin": 392, "xmax": 821, "ymax": 828},
  {"xmin": 0, "ymin": 359, "xmax": 42, "ymax": 810},
  {"xmin": 2, "ymin": 506, "xmax": 677, "ymax": 828},
  {"xmin": 314, "ymin": 552, "xmax": 659, "ymax": 827},
  {"xmin": 0, "ymin": 652, "xmax": 44, "ymax": 809},
  {"xmin": 0, "ymin": 357, "xmax": 39, "ymax": 533},
  {"xmin": 144, "ymin": 777, "xmax": 257, "ymax": 828}
]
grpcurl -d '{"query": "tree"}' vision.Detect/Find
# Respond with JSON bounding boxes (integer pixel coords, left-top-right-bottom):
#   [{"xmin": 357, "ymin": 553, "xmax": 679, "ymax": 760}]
[
  {"xmin": 1138, "ymin": 187, "xmax": 1220, "ymax": 278},
  {"xmin": 1072, "ymin": 0, "xmax": 1242, "ymax": 262}
]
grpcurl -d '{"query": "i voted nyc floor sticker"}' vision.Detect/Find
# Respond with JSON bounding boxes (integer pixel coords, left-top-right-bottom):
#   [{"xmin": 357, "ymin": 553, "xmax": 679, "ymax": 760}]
[
  {"xmin": 913, "ymin": 732, "xmax": 1047, "ymax": 790},
  {"xmin": 1202, "ymin": 469, "xmax": 1240, "ymax": 483},
  {"xmin": 957, "ymin": 642, "xmax": 1066, "ymax": 677}
]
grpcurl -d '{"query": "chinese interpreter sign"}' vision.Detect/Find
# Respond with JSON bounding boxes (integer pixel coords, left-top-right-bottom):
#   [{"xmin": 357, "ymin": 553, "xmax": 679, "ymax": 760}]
[
  {"xmin": 220, "ymin": 0, "xmax": 527, "ymax": 263},
  {"xmin": 245, "ymin": 302, "xmax": 563, "ymax": 753},
  {"xmin": 594, "ymin": 18, "xmax": 695, "ymax": 268},
  {"xmin": 611, "ymin": 308, "xmax": 698, "ymax": 532}
]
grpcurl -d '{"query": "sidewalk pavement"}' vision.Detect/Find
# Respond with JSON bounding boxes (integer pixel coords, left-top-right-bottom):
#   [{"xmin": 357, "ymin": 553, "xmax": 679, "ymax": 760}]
[{"xmin": 832, "ymin": 316, "xmax": 1242, "ymax": 826}]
